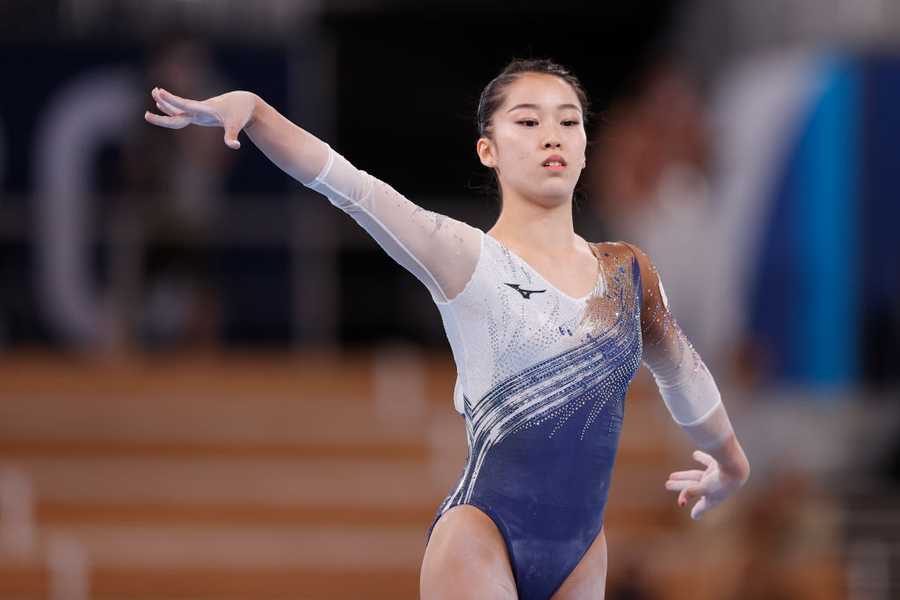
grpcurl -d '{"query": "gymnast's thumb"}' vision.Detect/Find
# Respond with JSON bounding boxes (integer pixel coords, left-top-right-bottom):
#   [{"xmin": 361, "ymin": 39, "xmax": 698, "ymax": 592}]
[{"xmin": 224, "ymin": 127, "xmax": 241, "ymax": 150}]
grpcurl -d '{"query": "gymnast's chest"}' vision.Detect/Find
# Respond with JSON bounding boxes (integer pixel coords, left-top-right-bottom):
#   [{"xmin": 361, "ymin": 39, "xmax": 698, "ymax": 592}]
[{"xmin": 486, "ymin": 283, "xmax": 584, "ymax": 345}]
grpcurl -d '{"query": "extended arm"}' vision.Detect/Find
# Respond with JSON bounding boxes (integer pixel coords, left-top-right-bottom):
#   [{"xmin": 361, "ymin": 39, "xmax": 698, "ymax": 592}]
[
  {"xmin": 145, "ymin": 88, "xmax": 480, "ymax": 301},
  {"xmin": 625, "ymin": 243, "xmax": 750, "ymax": 519}
]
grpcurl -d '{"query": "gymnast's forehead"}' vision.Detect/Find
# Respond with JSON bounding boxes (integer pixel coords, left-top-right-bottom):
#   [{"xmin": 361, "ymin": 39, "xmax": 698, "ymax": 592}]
[{"xmin": 500, "ymin": 73, "xmax": 584, "ymax": 115}]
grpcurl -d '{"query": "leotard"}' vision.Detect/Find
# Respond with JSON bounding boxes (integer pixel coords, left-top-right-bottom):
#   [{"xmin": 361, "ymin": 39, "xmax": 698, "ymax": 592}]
[
  {"xmin": 429, "ymin": 233, "xmax": 642, "ymax": 600},
  {"xmin": 303, "ymin": 145, "xmax": 720, "ymax": 599}
]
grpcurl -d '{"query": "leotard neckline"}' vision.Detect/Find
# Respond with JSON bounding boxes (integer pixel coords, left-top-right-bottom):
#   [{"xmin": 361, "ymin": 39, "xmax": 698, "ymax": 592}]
[{"xmin": 483, "ymin": 232, "xmax": 605, "ymax": 302}]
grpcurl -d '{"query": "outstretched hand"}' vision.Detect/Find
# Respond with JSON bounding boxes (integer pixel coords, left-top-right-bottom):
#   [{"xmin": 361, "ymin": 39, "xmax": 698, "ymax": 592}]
[
  {"xmin": 144, "ymin": 87, "xmax": 257, "ymax": 150},
  {"xmin": 665, "ymin": 450, "xmax": 747, "ymax": 520}
]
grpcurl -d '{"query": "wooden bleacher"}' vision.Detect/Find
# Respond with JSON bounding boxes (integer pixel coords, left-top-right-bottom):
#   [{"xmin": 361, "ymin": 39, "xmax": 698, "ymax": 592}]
[{"xmin": 0, "ymin": 353, "xmax": 840, "ymax": 599}]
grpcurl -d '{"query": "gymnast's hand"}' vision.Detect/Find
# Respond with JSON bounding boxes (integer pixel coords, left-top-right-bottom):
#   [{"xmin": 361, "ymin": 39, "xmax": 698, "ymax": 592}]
[
  {"xmin": 144, "ymin": 87, "xmax": 257, "ymax": 150},
  {"xmin": 665, "ymin": 450, "xmax": 747, "ymax": 520}
]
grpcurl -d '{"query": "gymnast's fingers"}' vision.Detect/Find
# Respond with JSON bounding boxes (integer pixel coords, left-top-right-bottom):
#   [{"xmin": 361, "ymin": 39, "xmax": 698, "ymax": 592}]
[
  {"xmin": 155, "ymin": 96, "xmax": 183, "ymax": 117},
  {"xmin": 678, "ymin": 484, "xmax": 704, "ymax": 507},
  {"xmin": 144, "ymin": 111, "xmax": 190, "ymax": 129},
  {"xmin": 693, "ymin": 450, "xmax": 715, "ymax": 467},
  {"xmin": 155, "ymin": 87, "xmax": 210, "ymax": 117},
  {"xmin": 665, "ymin": 479, "xmax": 695, "ymax": 492},
  {"xmin": 690, "ymin": 496, "xmax": 710, "ymax": 520},
  {"xmin": 150, "ymin": 88, "xmax": 175, "ymax": 111},
  {"xmin": 668, "ymin": 470, "xmax": 704, "ymax": 481}
]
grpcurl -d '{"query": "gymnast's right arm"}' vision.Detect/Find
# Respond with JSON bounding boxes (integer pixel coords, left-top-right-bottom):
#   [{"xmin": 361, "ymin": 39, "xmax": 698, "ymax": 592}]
[{"xmin": 144, "ymin": 88, "xmax": 481, "ymax": 302}]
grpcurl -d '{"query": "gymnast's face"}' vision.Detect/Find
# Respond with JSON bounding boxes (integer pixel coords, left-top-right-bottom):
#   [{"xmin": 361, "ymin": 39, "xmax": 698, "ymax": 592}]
[{"xmin": 477, "ymin": 72, "xmax": 587, "ymax": 208}]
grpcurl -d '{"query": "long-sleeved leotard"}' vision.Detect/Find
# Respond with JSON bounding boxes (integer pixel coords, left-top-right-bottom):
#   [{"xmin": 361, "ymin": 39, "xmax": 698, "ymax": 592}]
[
  {"xmin": 302, "ymin": 143, "xmax": 482, "ymax": 304},
  {"xmin": 304, "ymin": 144, "xmax": 730, "ymax": 600}
]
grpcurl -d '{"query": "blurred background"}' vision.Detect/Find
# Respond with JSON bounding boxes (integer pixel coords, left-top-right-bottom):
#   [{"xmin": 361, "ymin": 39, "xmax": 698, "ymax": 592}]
[{"xmin": 1, "ymin": 0, "xmax": 898, "ymax": 598}]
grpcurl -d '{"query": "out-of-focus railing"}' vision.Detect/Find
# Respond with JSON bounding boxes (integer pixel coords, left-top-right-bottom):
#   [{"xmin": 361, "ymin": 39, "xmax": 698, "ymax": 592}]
[{"xmin": 0, "ymin": 193, "xmax": 493, "ymax": 351}]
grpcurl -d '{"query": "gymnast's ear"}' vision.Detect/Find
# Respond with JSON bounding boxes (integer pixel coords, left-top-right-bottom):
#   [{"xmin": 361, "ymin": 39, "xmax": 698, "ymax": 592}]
[{"xmin": 476, "ymin": 137, "xmax": 498, "ymax": 169}]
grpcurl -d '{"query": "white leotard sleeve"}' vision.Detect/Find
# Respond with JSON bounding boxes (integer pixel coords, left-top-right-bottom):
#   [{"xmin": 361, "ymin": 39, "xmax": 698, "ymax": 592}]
[
  {"xmin": 624, "ymin": 243, "xmax": 735, "ymax": 450},
  {"xmin": 301, "ymin": 144, "xmax": 481, "ymax": 302}
]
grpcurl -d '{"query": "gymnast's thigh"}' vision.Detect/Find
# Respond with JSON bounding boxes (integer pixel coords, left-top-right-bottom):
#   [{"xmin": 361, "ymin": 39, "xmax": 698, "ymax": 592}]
[
  {"xmin": 420, "ymin": 504, "xmax": 517, "ymax": 600},
  {"xmin": 550, "ymin": 526, "xmax": 607, "ymax": 600}
]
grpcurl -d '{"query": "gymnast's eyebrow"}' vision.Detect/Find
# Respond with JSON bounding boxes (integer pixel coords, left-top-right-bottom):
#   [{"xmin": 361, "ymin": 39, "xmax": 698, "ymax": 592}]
[{"xmin": 506, "ymin": 103, "xmax": 581, "ymax": 113}]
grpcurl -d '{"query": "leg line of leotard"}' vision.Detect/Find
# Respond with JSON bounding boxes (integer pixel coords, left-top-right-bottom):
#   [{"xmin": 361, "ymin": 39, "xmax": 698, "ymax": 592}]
[
  {"xmin": 546, "ymin": 519, "xmax": 606, "ymax": 599},
  {"xmin": 428, "ymin": 501, "xmax": 520, "ymax": 589}
]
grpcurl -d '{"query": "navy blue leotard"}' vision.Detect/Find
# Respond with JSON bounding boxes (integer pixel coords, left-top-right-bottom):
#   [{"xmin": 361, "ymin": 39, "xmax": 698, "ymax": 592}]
[{"xmin": 427, "ymin": 240, "xmax": 643, "ymax": 599}]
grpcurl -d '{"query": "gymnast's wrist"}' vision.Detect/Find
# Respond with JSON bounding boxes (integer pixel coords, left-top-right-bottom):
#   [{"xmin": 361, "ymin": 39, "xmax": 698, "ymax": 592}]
[
  {"xmin": 243, "ymin": 92, "xmax": 265, "ymax": 130},
  {"xmin": 715, "ymin": 437, "xmax": 750, "ymax": 483}
]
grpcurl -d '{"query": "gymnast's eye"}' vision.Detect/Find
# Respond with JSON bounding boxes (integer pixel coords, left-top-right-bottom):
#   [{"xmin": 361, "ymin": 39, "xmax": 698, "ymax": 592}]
[
  {"xmin": 517, "ymin": 119, "xmax": 539, "ymax": 127},
  {"xmin": 562, "ymin": 120, "xmax": 580, "ymax": 126}
]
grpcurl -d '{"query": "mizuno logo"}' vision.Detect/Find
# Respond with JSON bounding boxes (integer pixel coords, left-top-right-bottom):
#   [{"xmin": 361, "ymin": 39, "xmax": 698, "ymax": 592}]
[{"xmin": 504, "ymin": 283, "xmax": 546, "ymax": 299}]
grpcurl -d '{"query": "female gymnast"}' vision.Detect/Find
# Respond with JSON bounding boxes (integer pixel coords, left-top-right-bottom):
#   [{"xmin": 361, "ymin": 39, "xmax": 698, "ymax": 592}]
[{"xmin": 145, "ymin": 58, "xmax": 751, "ymax": 600}]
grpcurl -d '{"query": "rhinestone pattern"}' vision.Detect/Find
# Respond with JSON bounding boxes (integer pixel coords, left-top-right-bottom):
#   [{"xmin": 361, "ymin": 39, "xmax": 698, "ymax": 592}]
[{"xmin": 434, "ymin": 236, "xmax": 643, "ymax": 516}]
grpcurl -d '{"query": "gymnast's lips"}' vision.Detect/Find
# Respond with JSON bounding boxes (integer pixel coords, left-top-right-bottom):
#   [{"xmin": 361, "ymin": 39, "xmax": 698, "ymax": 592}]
[{"xmin": 542, "ymin": 154, "xmax": 567, "ymax": 170}]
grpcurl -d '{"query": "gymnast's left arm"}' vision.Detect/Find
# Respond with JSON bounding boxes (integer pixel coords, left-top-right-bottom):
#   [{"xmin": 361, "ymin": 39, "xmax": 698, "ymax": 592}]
[{"xmin": 624, "ymin": 243, "xmax": 751, "ymax": 520}]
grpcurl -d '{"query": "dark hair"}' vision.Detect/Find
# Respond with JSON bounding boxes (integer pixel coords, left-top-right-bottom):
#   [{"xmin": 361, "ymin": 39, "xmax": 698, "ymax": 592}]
[{"xmin": 477, "ymin": 58, "xmax": 591, "ymax": 139}]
